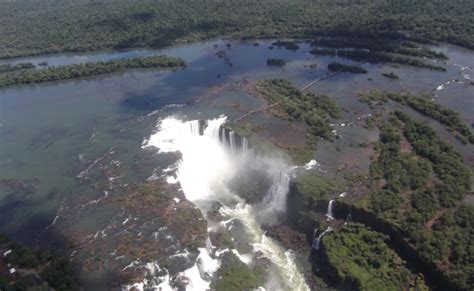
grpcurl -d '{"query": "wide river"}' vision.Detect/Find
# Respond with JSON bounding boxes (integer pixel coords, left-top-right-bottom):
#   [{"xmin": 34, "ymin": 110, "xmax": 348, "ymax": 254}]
[{"xmin": 0, "ymin": 39, "xmax": 473, "ymax": 289}]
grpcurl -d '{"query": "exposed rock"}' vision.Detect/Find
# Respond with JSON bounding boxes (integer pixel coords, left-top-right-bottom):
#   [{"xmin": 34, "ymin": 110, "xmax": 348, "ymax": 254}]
[{"xmin": 262, "ymin": 224, "xmax": 309, "ymax": 252}]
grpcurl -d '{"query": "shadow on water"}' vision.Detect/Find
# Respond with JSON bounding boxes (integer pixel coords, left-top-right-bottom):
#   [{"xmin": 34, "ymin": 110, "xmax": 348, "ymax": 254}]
[
  {"xmin": 0, "ymin": 193, "xmax": 66, "ymax": 250},
  {"xmin": 119, "ymin": 46, "xmax": 233, "ymax": 112}
]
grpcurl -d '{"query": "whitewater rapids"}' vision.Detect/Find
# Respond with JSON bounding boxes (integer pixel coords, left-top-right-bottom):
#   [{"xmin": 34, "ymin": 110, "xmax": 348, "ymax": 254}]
[{"xmin": 143, "ymin": 115, "xmax": 309, "ymax": 290}]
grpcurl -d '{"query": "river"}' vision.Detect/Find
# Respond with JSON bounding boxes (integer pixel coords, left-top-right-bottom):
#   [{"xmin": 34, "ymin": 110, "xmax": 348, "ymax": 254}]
[{"xmin": 0, "ymin": 39, "xmax": 472, "ymax": 289}]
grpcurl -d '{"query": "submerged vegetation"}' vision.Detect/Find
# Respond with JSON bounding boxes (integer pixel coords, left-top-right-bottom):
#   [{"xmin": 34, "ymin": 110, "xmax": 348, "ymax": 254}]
[
  {"xmin": 256, "ymin": 79, "xmax": 340, "ymax": 163},
  {"xmin": 321, "ymin": 224, "xmax": 427, "ymax": 290},
  {"xmin": 381, "ymin": 72, "xmax": 399, "ymax": 79},
  {"xmin": 272, "ymin": 40, "xmax": 300, "ymax": 50},
  {"xmin": 1, "ymin": 0, "xmax": 474, "ymax": 59},
  {"xmin": 0, "ymin": 55, "xmax": 185, "ymax": 87},
  {"xmin": 266, "ymin": 58, "xmax": 285, "ymax": 66},
  {"xmin": 327, "ymin": 62, "xmax": 367, "ymax": 74}
]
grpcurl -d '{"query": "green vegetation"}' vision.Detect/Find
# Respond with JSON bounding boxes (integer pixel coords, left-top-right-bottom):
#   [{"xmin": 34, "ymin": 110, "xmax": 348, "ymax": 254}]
[
  {"xmin": 310, "ymin": 48, "xmax": 337, "ymax": 56},
  {"xmin": 0, "ymin": 55, "xmax": 185, "ymax": 88},
  {"xmin": 395, "ymin": 111, "xmax": 471, "ymax": 206},
  {"xmin": 311, "ymin": 37, "xmax": 449, "ymax": 72},
  {"xmin": 327, "ymin": 62, "xmax": 367, "ymax": 74},
  {"xmin": 312, "ymin": 47, "xmax": 446, "ymax": 71},
  {"xmin": 1, "ymin": 0, "xmax": 473, "ymax": 59},
  {"xmin": 257, "ymin": 79, "xmax": 340, "ymax": 163},
  {"xmin": 381, "ymin": 72, "xmax": 399, "ymax": 79},
  {"xmin": 288, "ymin": 112, "xmax": 472, "ymax": 289},
  {"xmin": 0, "ymin": 235, "xmax": 79, "ymax": 290},
  {"xmin": 266, "ymin": 58, "xmax": 285, "ymax": 66},
  {"xmin": 354, "ymin": 111, "xmax": 473, "ymax": 290},
  {"xmin": 0, "ymin": 62, "xmax": 35, "ymax": 73},
  {"xmin": 313, "ymin": 37, "xmax": 448, "ymax": 59},
  {"xmin": 210, "ymin": 252, "xmax": 264, "ymax": 291},
  {"xmin": 430, "ymin": 205, "xmax": 474, "ymax": 290},
  {"xmin": 272, "ymin": 40, "xmax": 300, "ymax": 50},
  {"xmin": 288, "ymin": 173, "xmax": 346, "ymax": 232},
  {"xmin": 367, "ymin": 121, "xmax": 432, "ymax": 220},
  {"xmin": 359, "ymin": 90, "xmax": 474, "ymax": 143},
  {"xmin": 337, "ymin": 49, "xmax": 446, "ymax": 71},
  {"xmin": 293, "ymin": 174, "xmax": 346, "ymax": 203},
  {"xmin": 321, "ymin": 224, "xmax": 427, "ymax": 290}
]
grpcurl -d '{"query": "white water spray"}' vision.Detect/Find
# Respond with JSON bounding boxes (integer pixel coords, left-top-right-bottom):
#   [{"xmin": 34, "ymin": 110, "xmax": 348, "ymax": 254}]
[
  {"xmin": 326, "ymin": 200, "xmax": 335, "ymax": 221},
  {"xmin": 312, "ymin": 226, "xmax": 332, "ymax": 250},
  {"xmin": 312, "ymin": 200, "xmax": 335, "ymax": 250},
  {"xmin": 144, "ymin": 115, "xmax": 309, "ymax": 290}
]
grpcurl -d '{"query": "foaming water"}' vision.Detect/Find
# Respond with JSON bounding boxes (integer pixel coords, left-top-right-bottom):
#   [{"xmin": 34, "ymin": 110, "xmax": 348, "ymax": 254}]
[{"xmin": 143, "ymin": 115, "xmax": 309, "ymax": 290}]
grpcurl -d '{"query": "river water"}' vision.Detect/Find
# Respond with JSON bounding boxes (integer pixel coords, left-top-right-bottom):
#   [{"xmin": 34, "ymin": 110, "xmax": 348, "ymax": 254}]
[{"xmin": 0, "ymin": 39, "xmax": 472, "ymax": 289}]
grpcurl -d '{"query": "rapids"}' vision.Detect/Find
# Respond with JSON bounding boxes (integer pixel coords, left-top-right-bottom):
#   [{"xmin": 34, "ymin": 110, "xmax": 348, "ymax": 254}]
[{"xmin": 144, "ymin": 115, "xmax": 309, "ymax": 290}]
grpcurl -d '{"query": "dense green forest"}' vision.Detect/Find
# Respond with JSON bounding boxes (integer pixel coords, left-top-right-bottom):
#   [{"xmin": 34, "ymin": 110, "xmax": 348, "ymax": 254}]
[
  {"xmin": 0, "ymin": 0, "xmax": 473, "ymax": 58},
  {"xmin": 321, "ymin": 224, "xmax": 427, "ymax": 290},
  {"xmin": 0, "ymin": 55, "xmax": 185, "ymax": 87},
  {"xmin": 0, "ymin": 235, "xmax": 79, "ymax": 290},
  {"xmin": 360, "ymin": 112, "xmax": 472, "ymax": 289}
]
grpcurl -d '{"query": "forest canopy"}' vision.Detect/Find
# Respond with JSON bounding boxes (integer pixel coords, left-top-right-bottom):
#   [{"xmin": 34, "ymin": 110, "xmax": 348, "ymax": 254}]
[
  {"xmin": 0, "ymin": 0, "xmax": 473, "ymax": 58},
  {"xmin": 0, "ymin": 55, "xmax": 185, "ymax": 87}
]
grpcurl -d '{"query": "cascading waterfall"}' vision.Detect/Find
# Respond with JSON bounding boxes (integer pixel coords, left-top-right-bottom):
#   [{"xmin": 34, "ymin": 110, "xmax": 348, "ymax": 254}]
[
  {"xmin": 312, "ymin": 226, "xmax": 332, "ymax": 250},
  {"xmin": 326, "ymin": 200, "xmax": 335, "ymax": 221},
  {"xmin": 144, "ymin": 115, "xmax": 309, "ymax": 290},
  {"xmin": 312, "ymin": 200, "xmax": 335, "ymax": 250},
  {"xmin": 229, "ymin": 131, "xmax": 236, "ymax": 151},
  {"xmin": 242, "ymin": 137, "xmax": 249, "ymax": 152},
  {"xmin": 260, "ymin": 170, "xmax": 291, "ymax": 217}
]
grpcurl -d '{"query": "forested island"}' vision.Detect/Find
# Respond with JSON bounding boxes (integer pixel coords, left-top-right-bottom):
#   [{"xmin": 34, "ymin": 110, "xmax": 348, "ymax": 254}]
[
  {"xmin": 0, "ymin": 0, "xmax": 473, "ymax": 59},
  {"xmin": 0, "ymin": 55, "xmax": 185, "ymax": 87},
  {"xmin": 360, "ymin": 90, "xmax": 474, "ymax": 144},
  {"xmin": 256, "ymin": 79, "xmax": 340, "ymax": 163},
  {"xmin": 311, "ymin": 47, "xmax": 446, "ymax": 71}
]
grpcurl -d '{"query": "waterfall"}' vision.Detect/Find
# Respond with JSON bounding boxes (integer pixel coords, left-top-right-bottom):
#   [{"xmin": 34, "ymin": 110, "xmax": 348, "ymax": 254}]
[
  {"xmin": 144, "ymin": 115, "xmax": 309, "ymax": 290},
  {"xmin": 260, "ymin": 169, "xmax": 290, "ymax": 215},
  {"xmin": 312, "ymin": 228, "xmax": 318, "ymax": 243},
  {"xmin": 189, "ymin": 120, "xmax": 201, "ymax": 136},
  {"xmin": 229, "ymin": 131, "xmax": 236, "ymax": 151},
  {"xmin": 326, "ymin": 200, "xmax": 335, "ymax": 221},
  {"xmin": 242, "ymin": 137, "xmax": 249, "ymax": 153},
  {"xmin": 311, "ymin": 200, "xmax": 335, "ymax": 250},
  {"xmin": 217, "ymin": 126, "xmax": 249, "ymax": 153},
  {"xmin": 312, "ymin": 226, "xmax": 332, "ymax": 250}
]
